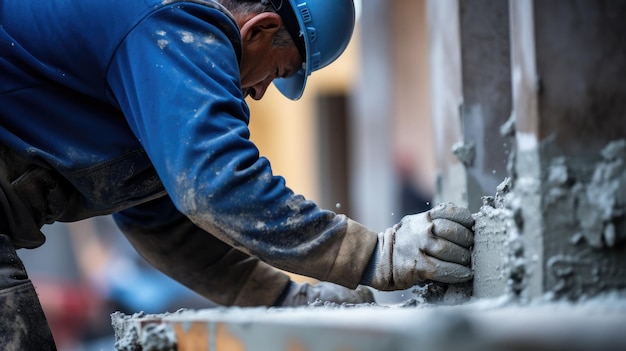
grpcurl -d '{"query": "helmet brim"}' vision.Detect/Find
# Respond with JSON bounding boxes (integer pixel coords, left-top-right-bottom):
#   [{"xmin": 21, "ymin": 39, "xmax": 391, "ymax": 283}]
[
  {"xmin": 272, "ymin": 0, "xmax": 354, "ymax": 101},
  {"xmin": 272, "ymin": 0, "xmax": 312, "ymax": 101},
  {"xmin": 273, "ymin": 67, "xmax": 307, "ymax": 101}
]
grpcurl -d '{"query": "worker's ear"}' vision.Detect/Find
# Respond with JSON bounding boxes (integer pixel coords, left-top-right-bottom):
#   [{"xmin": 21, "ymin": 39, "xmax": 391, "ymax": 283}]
[{"xmin": 240, "ymin": 12, "xmax": 282, "ymax": 44}]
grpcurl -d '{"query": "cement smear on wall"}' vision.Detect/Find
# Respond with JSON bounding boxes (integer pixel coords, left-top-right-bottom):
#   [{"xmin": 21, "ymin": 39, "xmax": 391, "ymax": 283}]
[
  {"xmin": 471, "ymin": 178, "xmax": 520, "ymax": 298},
  {"xmin": 545, "ymin": 139, "xmax": 626, "ymax": 297},
  {"xmin": 438, "ymin": 136, "xmax": 626, "ymax": 302}
]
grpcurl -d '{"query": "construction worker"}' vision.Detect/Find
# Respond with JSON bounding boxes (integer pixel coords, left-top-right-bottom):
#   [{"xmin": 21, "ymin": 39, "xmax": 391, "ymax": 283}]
[{"xmin": 0, "ymin": 0, "xmax": 474, "ymax": 349}]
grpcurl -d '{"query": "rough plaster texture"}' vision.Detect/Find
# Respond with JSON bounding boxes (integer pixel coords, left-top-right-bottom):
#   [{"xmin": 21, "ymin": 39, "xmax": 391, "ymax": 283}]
[
  {"xmin": 508, "ymin": 0, "xmax": 626, "ymax": 300},
  {"xmin": 465, "ymin": 137, "xmax": 626, "ymax": 301},
  {"xmin": 534, "ymin": 139, "xmax": 626, "ymax": 299},
  {"xmin": 471, "ymin": 178, "xmax": 516, "ymax": 299}
]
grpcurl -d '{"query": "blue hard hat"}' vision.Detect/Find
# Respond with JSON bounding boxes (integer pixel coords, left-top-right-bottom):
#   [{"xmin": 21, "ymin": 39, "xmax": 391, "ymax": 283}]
[{"xmin": 268, "ymin": 0, "xmax": 356, "ymax": 100}]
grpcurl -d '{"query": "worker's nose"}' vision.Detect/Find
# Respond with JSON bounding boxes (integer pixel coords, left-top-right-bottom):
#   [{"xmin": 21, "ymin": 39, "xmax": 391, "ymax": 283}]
[{"xmin": 249, "ymin": 78, "xmax": 273, "ymax": 100}]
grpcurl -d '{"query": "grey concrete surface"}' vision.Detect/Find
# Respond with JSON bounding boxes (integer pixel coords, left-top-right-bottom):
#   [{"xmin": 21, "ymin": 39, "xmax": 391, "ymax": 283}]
[{"xmin": 112, "ymin": 293, "xmax": 626, "ymax": 351}]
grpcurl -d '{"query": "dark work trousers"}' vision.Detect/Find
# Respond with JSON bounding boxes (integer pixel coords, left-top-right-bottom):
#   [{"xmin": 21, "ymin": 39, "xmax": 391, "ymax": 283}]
[{"xmin": 0, "ymin": 234, "xmax": 56, "ymax": 350}]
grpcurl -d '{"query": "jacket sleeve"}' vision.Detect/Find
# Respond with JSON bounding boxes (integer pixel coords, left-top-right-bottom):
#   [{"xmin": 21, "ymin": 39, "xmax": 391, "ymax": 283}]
[
  {"xmin": 113, "ymin": 196, "xmax": 291, "ymax": 307},
  {"xmin": 106, "ymin": 3, "xmax": 378, "ymax": 289}
]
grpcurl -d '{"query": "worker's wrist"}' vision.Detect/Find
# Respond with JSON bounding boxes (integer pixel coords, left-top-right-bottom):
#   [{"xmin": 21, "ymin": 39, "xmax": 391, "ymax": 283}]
[
  {"xmin": 359, "ymin": 241, "xmax": 379, "ymax": 286},
  {"xmin": 271, "ymin": 280, "xmax": 294, "ymax": 307}
]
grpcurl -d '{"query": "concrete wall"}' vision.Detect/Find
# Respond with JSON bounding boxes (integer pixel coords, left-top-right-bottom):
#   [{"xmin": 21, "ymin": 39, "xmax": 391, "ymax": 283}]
[
  {"xmin": 510, "ymin": 0, "xmax": 626, "ymax": 300},
  {"xmin": 431, "ymin": 0, "xmax": 626, "ymax": 300},
  {"xmin": 428, "ymin": 0, "xmax": 513, "ymax": 299},
  {"xmin": 428, "ymin": 0, "xmax": 512, "ymax": 215}
]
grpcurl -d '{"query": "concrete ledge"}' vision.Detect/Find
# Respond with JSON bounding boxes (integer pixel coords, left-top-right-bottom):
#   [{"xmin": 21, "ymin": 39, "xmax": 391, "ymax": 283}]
[{"xmin": 112, "ymin": 295, "xmax": 626, "ymax": 351}]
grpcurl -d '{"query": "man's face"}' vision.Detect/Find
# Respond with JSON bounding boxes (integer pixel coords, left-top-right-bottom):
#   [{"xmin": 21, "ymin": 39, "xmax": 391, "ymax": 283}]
[
  {"xmin": 240, "ymin": 45, "xmax": 302, "ymax": 100},
  {"xmin": 238, "ymin": 12, "xmax": 303, "ymax": 100}
]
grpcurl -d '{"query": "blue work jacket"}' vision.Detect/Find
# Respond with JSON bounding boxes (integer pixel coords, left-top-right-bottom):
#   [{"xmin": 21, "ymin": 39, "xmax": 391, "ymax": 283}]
[{"xmin": 0, "ymin": 0, "xmax": 351, "ymax": 275}]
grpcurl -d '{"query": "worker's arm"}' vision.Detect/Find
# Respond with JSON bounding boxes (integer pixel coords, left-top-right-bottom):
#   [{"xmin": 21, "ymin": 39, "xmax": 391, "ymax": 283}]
[
  {"xmin": 106, "ymin": 3, "xmax": 377, "ymax": 289},
  {"xmin": 113, "ymin": 196, "xmax": 374, "ymax": 307},
  {"xmin": 107, "ymin": 3, "xmax": 474, "ymax": 297}
]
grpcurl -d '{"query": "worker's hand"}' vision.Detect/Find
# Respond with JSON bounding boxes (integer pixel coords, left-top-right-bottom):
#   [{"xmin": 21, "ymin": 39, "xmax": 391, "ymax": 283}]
[
  {"xmin": 275, "ymin": 282, "xmax": 375, "ymax": 307},
  {"xmin": 368, "ymin": 202, "xmax": 474, "ymax": 291}
]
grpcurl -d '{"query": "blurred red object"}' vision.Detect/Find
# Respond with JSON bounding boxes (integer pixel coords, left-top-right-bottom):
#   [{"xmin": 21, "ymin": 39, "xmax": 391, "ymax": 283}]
[{"xmin": 31, "ymin": 276, "xmax": 103, "ymax": 350}]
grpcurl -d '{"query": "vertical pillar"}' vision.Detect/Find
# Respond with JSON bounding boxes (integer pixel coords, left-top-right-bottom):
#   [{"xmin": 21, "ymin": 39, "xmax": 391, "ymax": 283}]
[
  {"xmin": 458, "ymin": 0, "xmax": 513, "ymax": 299},
  {"xmin": 428, "ymin": 0, "xmax": 512, "ymax": 299},
  {"xmin": 428, "ymin": 0, "xmax": 466, "ymax": 209},
  {"xmin": 510, "ymin": 0, "xmax": 626, "ymax": 299},
  {"xmin": 458, "ymin": 0, "xmax": 512, "ymax": 213},
  {"xmin": 428, "ymin": 0, "xmax": 512, "ymax": 213}
]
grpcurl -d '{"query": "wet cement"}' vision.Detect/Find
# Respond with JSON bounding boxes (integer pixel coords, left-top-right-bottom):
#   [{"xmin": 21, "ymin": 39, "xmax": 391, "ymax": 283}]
[{"xmin": 442, "ymin": 136, "xmax": 626, "ymax": 301}]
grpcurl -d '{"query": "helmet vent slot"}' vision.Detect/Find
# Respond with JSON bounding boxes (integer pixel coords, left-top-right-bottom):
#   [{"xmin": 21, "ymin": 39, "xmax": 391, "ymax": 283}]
[{"xmin": 299, "ymin": 5, "xmax": 312, "ymax": 23}]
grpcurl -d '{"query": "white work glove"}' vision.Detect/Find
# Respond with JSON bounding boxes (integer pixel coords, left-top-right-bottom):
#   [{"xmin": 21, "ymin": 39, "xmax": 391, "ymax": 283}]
[
  {"xmin": 368, "ymin": 202, "xmax": 474, "ymax": 291},
  {"xmin": 274, "ymin": 281, "xmax": 375, "ymax": 307}
]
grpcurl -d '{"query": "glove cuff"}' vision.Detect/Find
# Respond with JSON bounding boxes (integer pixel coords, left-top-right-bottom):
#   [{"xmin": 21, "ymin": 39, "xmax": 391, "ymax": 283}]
[
  {"xmin": 271, "ymin": 280, "xmax": 294, "ymax": 306},
  {"xmin": 325, "ymin": 218, "xmax": 379, "ymax": 289},
  {"xmin": 359, "ymin": 242, "xmax": 379, "ymax": 286}
]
